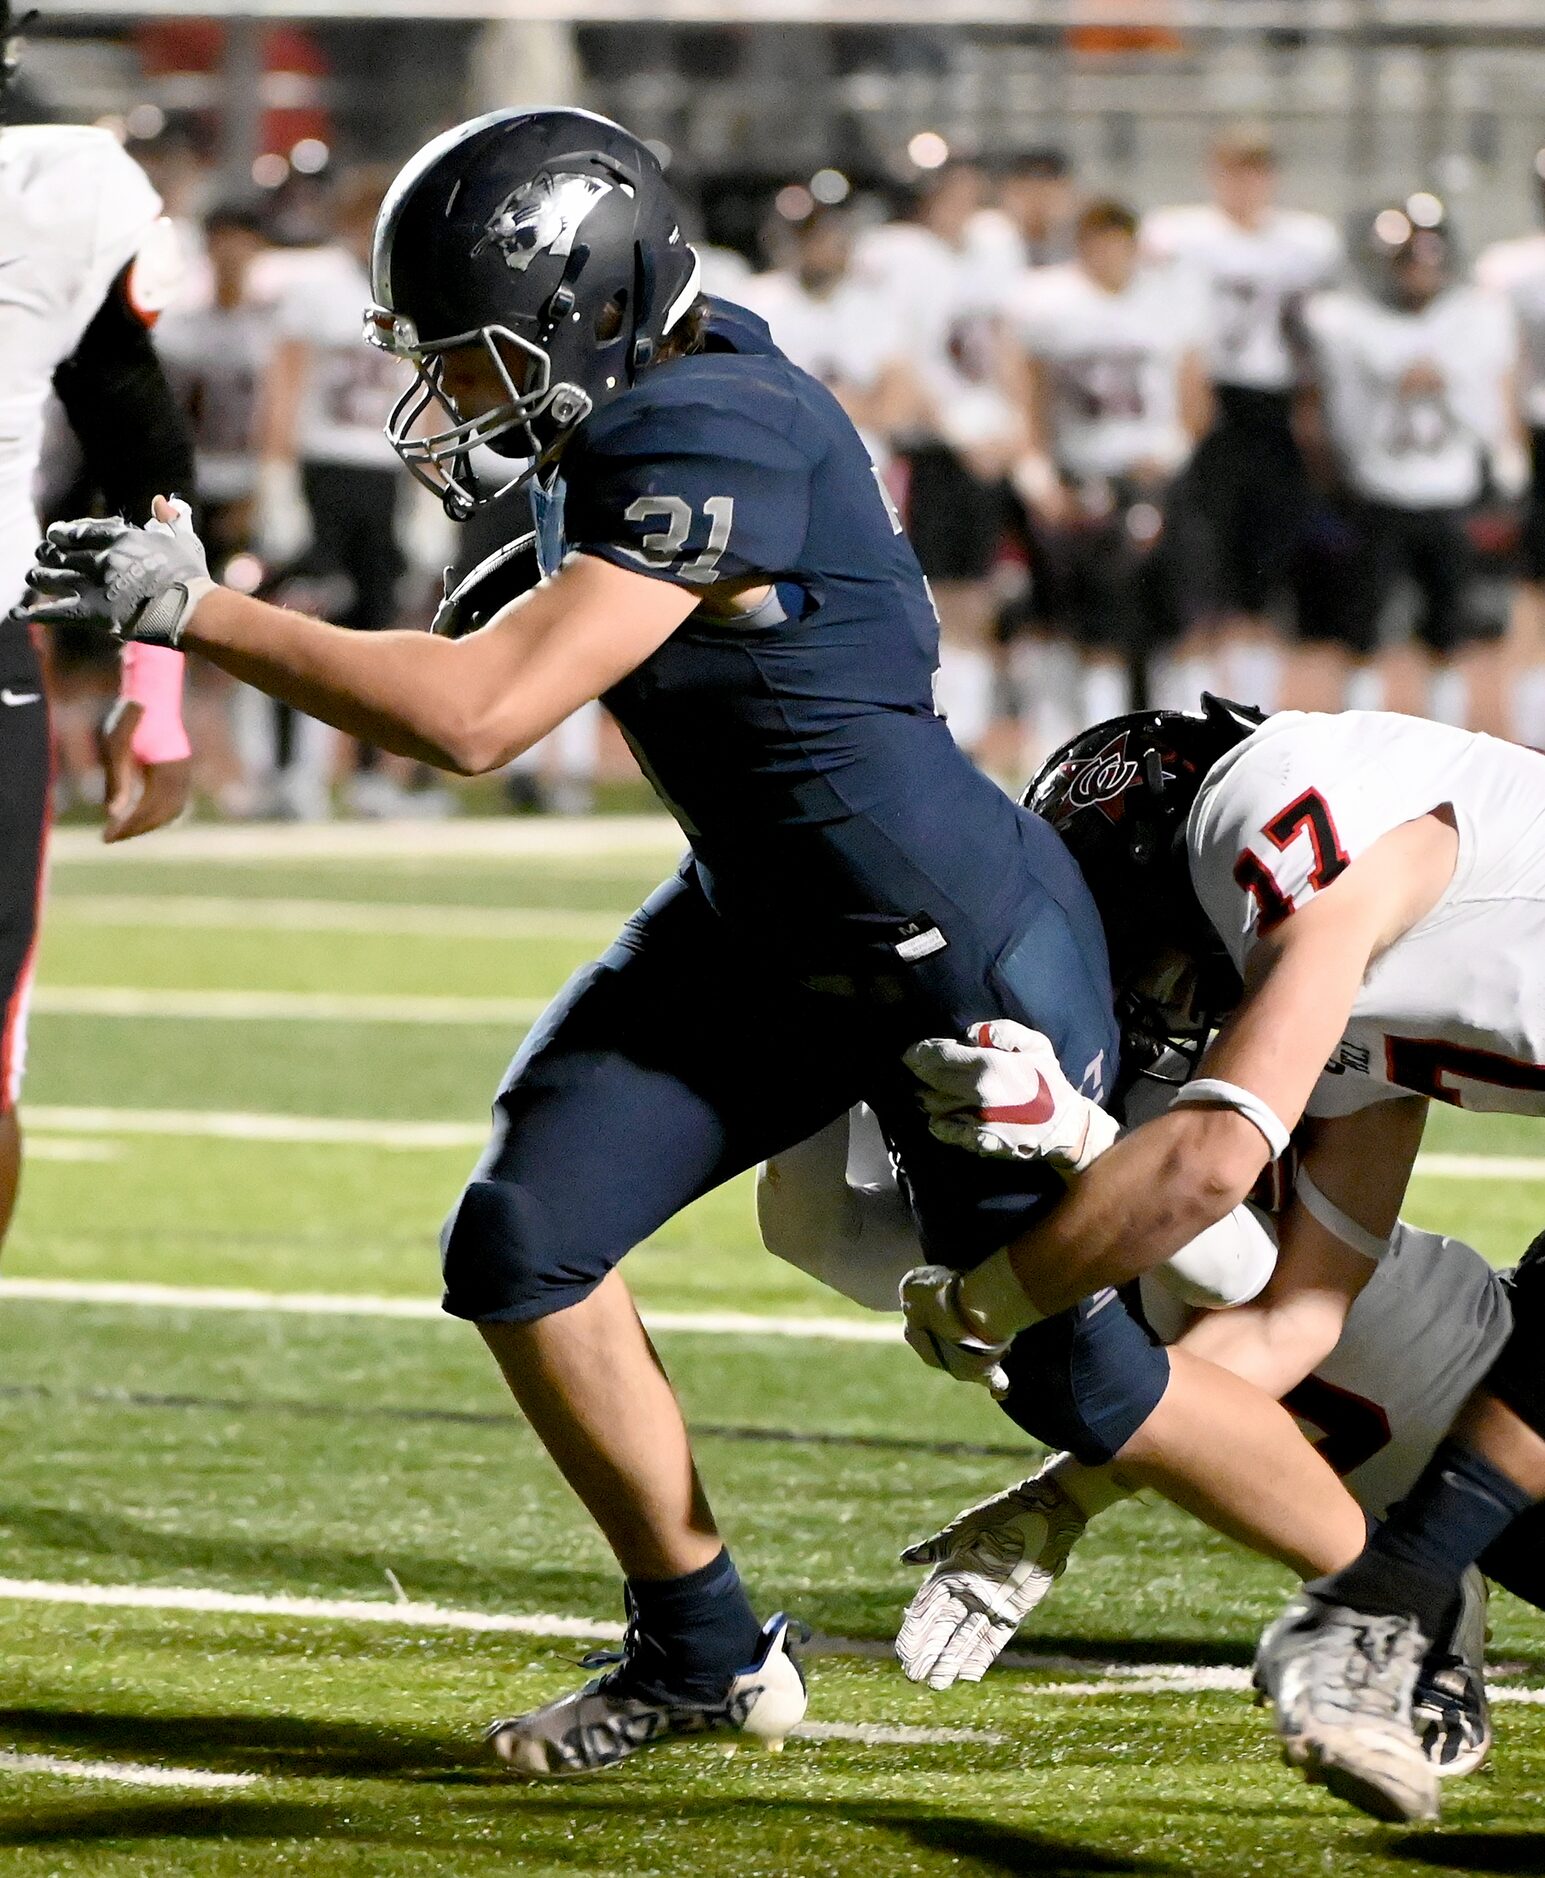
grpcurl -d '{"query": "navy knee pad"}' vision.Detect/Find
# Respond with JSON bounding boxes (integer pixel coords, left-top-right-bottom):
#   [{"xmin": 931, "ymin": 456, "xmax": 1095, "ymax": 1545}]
[
  {"xmin": 440, "ymin": 1177, "xmax": 607, "ymax": 1324},
  {"xmin": 995, "ymin": 1287, "xmax": 1170, "ymax": 1465}
]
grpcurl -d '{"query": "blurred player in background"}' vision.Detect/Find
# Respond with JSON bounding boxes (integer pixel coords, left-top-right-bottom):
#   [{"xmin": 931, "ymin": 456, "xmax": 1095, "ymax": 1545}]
[
  {"xmin": 857, "ymin": 161, "xmax": 1025, "ymax": 761},
  {"xmin": 1477, "ymin": 154, "xmax": 1545, "ymax": 746},
  {"xmin": 0, "ymin": 0, "xmax": 195, "ymax": 1244},
  {"xmin": 976, "ymin": 147, "xmax": 1079, "ymax": 271},
  {"xmin": 739, "ymin": 201, "xmax": 913, "ymax": 465},
  {"xmin": 1146, "ymin": 130, "xmax": 1343, "ymax": 711},
  {"xmin": 1302, "ymin": 208, "xmax": 1517, "ymax": 732},
  {"xmin": 156, "ymin": 196, "xmax": 271, "ymax": 814},
  {"xmin": 1010, "ymin": 198, "xmax": 1211, "ymax": 750},
  {"xmin": 258, "ymin": 164, "xmax": 431, "ymax": 819}
]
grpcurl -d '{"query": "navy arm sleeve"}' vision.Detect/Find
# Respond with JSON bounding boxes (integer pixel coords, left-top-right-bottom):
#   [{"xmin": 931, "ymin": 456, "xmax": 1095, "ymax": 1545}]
[
  {"xmin": 564, "ymin": 396, "xmax": 813, "ymax": 589},
  {"xmin": 52, "ymin": 263, "xmax": 197, "ymax": 524}
]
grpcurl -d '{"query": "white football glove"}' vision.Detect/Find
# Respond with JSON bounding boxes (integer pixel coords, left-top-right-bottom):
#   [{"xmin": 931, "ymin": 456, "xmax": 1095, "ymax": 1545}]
[
  {"xmin": 904, "ymin": 1019, "xmax": 1118, "ymax": 1171},
  {"xmin": 23, "ymin": 500, "xmax": 215, "ymax": 647},
  {"xmin": 897, "ymin": 1466, "xmax": 1088, "ymax": 1689},
  {"xmin": 899, "ymin": 1264, "xmax": 1010, "ymax": 1396}
]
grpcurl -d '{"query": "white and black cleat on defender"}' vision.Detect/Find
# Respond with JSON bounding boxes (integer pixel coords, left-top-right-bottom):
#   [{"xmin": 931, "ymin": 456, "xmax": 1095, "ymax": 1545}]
[
  {"xmin": 1414, "ymin": 1566, "xmax": 1492, "ymax": 1780},
  {"xmin": 487, "ymin": 1612, "xmax": 808, "ymax": 1779},
  {"xmin": 1255, "ymin": 1592, "xmax": 1438, "ymax": 1824}
]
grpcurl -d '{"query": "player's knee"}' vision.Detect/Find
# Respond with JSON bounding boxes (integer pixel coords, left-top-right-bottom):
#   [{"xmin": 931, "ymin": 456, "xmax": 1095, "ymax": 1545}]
[
  {"xmin": 995, "ymin": 1291, "xmax": 1171, "ymax": 1466},
  {"xmin": 440, "ymin": 1177, "xmax": 600, "ymax": 1324}
]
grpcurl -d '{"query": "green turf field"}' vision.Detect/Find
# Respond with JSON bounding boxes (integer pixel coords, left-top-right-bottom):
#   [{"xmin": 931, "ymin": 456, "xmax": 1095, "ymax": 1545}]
[{"xmin": 3, "ymin": 825, "xmax": 1544, "ymax": 1876}]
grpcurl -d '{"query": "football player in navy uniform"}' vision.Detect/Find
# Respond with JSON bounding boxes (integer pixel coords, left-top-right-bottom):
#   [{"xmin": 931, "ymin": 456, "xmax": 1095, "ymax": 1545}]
[{"xmin": 21, "ymin": 110, "xmax": 1353, "ymax": 1778}]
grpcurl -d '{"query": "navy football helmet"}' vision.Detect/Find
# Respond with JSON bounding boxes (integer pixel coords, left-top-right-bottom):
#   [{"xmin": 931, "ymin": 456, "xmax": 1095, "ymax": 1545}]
[
  {"xmin": 1023, "ymin": 694, "xmax": 1265, "ymax": 1074},
  {"xmin": 366, "ymin": 108, "xmax": 700, "ymax": 519}
]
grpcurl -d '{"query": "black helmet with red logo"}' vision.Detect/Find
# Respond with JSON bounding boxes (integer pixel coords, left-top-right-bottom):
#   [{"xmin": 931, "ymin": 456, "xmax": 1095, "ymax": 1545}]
[{"xmin": 1023, "ymin": 695, "xmax": 1266, "ymax": 1071}]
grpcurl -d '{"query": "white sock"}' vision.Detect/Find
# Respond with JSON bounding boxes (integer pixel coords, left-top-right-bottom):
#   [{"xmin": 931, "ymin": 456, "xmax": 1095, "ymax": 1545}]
[
  {"xmin": 230, "ymin": 682, "xmax": 277, "ymax": 781},
  {"xmin": 1513, "ymin": 666, "xmax": 1545, "ymax": 746},
  {"xmin": 1151, "ymin": 654, "xmax": 1213, "ymax": 712},
  {"xmin": 288, "ymin": 710, "xmax": 336, "ymax": 786},
  {"xmin": 1345, "ymin": 665, "xmax": 1382, "ymax": 712},
  {"xmin": 1224, "ymin": 641, "xmax": 1281, "ymax": 714},
  {"xmin": 1080, "ymin": 659, "xmax": 1131, "ymax": 725},
  {"xmin": 935, "ymin": 643, "xmax": 995, "ymax": 753},
  {"xmin": 552, "ymin": 700, "xmax": 602, "ymax": 779},
  {"xmin": 1013, "ymin": 637, "xmax": 1080, "ymax": 759}
]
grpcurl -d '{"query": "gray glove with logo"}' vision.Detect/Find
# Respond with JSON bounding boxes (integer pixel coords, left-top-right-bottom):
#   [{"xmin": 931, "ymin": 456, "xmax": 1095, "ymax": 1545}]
[{"xmin": 21, "ymin": 498, "xmax": 216, "ymax": 647}]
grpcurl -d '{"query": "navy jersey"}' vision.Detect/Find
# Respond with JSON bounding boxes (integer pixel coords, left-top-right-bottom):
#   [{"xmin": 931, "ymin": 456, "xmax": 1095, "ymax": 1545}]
[{"xmin": 538, "ymin": 301, "xmax": 1114, "ymax": 1072}]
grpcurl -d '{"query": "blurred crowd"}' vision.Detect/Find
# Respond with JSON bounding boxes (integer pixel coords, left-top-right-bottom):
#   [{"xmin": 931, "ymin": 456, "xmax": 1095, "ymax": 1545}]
[{"xmin": 39, "ymin": 125, "xmax": 1545, "ymax": 817}]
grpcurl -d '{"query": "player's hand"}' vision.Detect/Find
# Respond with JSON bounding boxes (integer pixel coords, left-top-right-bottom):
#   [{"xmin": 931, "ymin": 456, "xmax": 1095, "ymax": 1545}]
[
  {"xmin": 22, "ymin": 497, "xmax": 216, "ymax": 647},
  {"xmin": 904, "ymin": 1020, "xmax": 1118, "ymax": 1172},
  {"xmin": 899, "ymin": 1264, "xmax": 1010, "ymax": 1395},
  {"xmin": 98, "ymin": 698, "xmax": 191, "ymax": 844}
]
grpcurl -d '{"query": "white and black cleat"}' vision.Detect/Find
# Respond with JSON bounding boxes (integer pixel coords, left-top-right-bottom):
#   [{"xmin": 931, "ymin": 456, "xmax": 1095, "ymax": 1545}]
[
  {"xmin": 1414, "ymin": 1566, "xmax": 1492, "ymax": 1780},
  {"xmin": 487, "ymin": 1612, "xmax": 808, "ymax": 1779},
  {"xmin": 1255, "ymin": 1592, "xmax": 1438, "ymax": 1824}
]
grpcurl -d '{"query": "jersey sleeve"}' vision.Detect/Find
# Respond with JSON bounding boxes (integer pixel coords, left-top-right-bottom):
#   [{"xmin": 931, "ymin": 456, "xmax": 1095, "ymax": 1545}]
[
  {"xmin": 78, "ymin": 135, "xmax": 166, "ymax": 333},
  {"xmin": 1187, "ymin": 714, "xmax": 1460, "ymax": 972},
  {"xmin": 565, "ymin": 394, "xmax": 813, "ymax": 588}
]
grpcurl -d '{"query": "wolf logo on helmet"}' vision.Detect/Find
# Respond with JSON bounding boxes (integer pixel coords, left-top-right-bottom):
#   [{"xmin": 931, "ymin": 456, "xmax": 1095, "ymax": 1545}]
[{"xmin": 473, "ymin": 171, "xmax": 618, "ymax": 276}]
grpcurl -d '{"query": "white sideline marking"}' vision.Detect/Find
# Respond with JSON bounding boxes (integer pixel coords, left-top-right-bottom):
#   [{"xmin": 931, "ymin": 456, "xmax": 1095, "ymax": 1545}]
[
  {"xmin": 23, "ymin": 1137, "xmax": 121, "ymax": 1163},
  {"xmin": 27, "ymin": 1105, "xmax": 489, "ymax": 1151},
  {"xmin": 31, "ymin": 986, "xmax": 545, "ymax": 1026},
  {"xmin": 50, "ymin": 894, "xmax": 623, "ymax": 946},
  {"xmin": 0, "ymin": 1750, "xmax": 258, "ymax": 1791},
  {"xmin": 48, "ymin": 817, "xmax": 683, "ymax": 864},
  {"xmin": 1414, "ymin": 1153, "xmax": 1545, "ymax": 1183},
  {"xmin": 0, "ymin": 1577, "xmax": 626, "ymax": 1639},
  {"xmin": 794, "ymin": 1720, "xmax": 1004, "ymax": 1746},
  {"xmin": 0, "ymin": 1277, "xmax": 901, "ymax": 1343}
]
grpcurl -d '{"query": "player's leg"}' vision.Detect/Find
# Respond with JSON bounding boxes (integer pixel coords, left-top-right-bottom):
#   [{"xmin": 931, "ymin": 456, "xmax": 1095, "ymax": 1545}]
[
  {"xmin": 0, "ymin": 623, "xmax": 51, "ymax": 1251},
  {"xmin": 1416, "ymin": 509, "xmax": 1504, "ymax": 736},
  {"xmin": 906, "ymin": 444, "xmax": 1003, "ymax": 760},
  {"xmin": 1281, "ymin": 497, "xmax": 1365, "ymax": 712},
  {"xmin": 443, "ymin": 871, "xmax": 857, "ymax": 1770}
]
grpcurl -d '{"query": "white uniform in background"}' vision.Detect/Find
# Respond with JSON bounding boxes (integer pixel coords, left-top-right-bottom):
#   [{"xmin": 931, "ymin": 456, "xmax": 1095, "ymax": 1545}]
[
  {"xmin": 155, "ymin": 298, "xmax": 272, "ymax": 509},
  {"xmin": 1143, "ymin": 202, "xmax": 1342, "ymax": 394},
  {"xmin": 1010, "ymin": 259, "xmax": 1201, "ymax": 483},
  {"xmin": 737, "ymin": 266, "xmax": 904, "ymax": 464},
  {"xmin": 272, "ymin": 244, "xmax": 402, "ymax": 473},
  {"xmin": 1304, "ymin": 287, "xmax": 1516, "ymax": 509},
  {"xmin": 0, "ymin": 124, "xmax": 173, "ymax": 610},
  {"xmin": 1190, "ymin": 709, "xmax": 1545, "ymax": 1117},
  {"xmin": 1477, "ymin": 233, "xmax": 1545, "ymax": 433}
]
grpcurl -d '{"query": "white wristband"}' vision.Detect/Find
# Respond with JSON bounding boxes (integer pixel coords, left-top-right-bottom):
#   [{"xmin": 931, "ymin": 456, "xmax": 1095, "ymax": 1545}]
[
  {"xmin": 1170, "ymin": 1077, "xmax": 1292, "ymax": 1160},
  {"xmin": 958, "ymin": 1246, "xmax": 1045, "ymax": 1342},
  {"xmin": 1295, "ymin": 1165, "xmax": 1391, "ymax": 1263}
]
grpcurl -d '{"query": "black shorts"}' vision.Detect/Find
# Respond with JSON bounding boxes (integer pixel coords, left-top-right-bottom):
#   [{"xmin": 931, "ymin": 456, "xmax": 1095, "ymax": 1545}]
[
  {"xmin": 904, "ymin": 444, "xmax": 1010, "ymax": 583},
  {"xmin": 1521, "ymin": 428, "xmax": 1545, "ymax": 582},
  {"xmin": 1033, "ymin": 484, "xmax": 1185, "ymax": 655},
  {"xmin": 0, "ymin": 621, "xmax": 49, "ymax": 1114},
  {"xmin": 298, "ymin": 461, "xmax": 405, "ymax": 633},
  {"xmin": 1170, "ymin": 385, "xmax": 1309, "ymax": 621},
  {"xmin": 1317, "ymin": 501, "xmax": 1492, "ymax": 657}
]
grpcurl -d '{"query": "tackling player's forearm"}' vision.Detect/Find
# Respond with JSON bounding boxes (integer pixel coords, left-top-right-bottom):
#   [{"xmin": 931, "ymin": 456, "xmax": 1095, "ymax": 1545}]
[
  {"xmin": 1001, "ymin": 1106, "xmax": 1270, "ymax": 1319},
  {"xmin": 185, "ymin": 587, "xmax": 504, "ymax": 772}
]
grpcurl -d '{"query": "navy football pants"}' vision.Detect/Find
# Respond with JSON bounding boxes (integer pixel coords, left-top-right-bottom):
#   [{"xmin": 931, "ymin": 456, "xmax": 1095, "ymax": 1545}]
[{"xmin": 441, "ymin": 864, "xmax": 1169, "ymax": 1462}]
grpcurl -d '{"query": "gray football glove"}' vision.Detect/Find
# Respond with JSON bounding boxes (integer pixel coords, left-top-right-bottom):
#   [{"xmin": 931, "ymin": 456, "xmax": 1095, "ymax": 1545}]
[{"xmin": 22, "ymin": 499, "xmax": 216, "ymax": 647}]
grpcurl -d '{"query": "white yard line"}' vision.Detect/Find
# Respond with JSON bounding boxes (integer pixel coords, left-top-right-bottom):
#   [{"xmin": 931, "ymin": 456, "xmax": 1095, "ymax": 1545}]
[
  {"xmin": 796, "ymin": 1720, "xmax": 1004, "ymax": 1746},
  {"xmin": 1414, "ymin": 1153, "xmax": 1545, "ymax": 1182},
  {"xmin": 26, "ymin": 1105, "xmax": 490, "ymax": 1150},
  {"xmin": 23, "ymin": 1137, "xmax": 122, "ymax": 1162},
  {"xmin": 49, "ymin": 895, "xmax": 624, "ymax": 945},
  {"xmin": 48, "ymin": 818, "xmax": 683, "ymax": 864},
  {"xmin": 0, "ymin": 1276, "xmax": 900, "ymax": 1343},
  {"xmin": 0, "ymin": 1750, "xmax": 258, "ymax": 1790},
  {"xmin": 30, "ymin": 986, "xmax": 546, "ymax": 1025}
]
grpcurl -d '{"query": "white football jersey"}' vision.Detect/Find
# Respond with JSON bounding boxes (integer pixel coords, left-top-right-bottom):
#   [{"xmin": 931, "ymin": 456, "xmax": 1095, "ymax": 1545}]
[
  {"xmin": 1143, "ymin": 203, "xmax": 1342, "ymax": 392},
  {"xmin": 736, "ymin": 268, "xmax": 904, "ymax": 393},
  {"xmin": 1305, "ymin": 286, "xmax": 1516, "ymax": 508},
  {"xmin": 272, "ymin": 245, "xmax": 405, "ymax": 469},
  {"xmin": 1190, "ymin": 709, "xmax": 1545, "ymax": 1117},
  {"xmin": 155, "ymin": 301, "xmax": 272, "ymax": 504},
  {"xmin": 854, "ymin": 219, "xmax": 1019, "ymax": 450},
  {"xmin": 1477, "ymin": 233, "xmax": 1545, "ymax": 430},
  {"xmin": 1011, "ymin": 261, "xmax": 1202, "ymax": 481},
  {"xmin": 0, "ymin": 125, "xmax": 164, "ymax": 611}
]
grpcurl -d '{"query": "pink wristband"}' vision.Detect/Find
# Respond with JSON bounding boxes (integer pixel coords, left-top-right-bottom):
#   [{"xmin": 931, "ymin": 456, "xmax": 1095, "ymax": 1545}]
[{"xmin": 119, "ymin": 642, "xmax": 191, "ymax": 765}]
